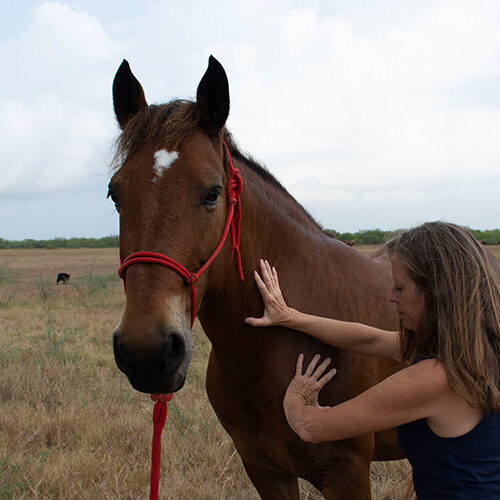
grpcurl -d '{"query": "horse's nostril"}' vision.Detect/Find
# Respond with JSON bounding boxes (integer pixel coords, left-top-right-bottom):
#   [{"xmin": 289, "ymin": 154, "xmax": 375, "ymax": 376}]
[{"xmin": 156, "ymin": 333, "xmax": 186, "ymax": 373}]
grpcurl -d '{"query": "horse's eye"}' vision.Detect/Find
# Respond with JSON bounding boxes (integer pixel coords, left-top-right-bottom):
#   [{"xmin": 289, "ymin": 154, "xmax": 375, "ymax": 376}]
[
  {"xmin": 107, "ymin": 187, "xmax": 120, "ymax": 212},
  {"xmin": 202, "ymin": 187, "xmax": 222, "ymax": 206}
]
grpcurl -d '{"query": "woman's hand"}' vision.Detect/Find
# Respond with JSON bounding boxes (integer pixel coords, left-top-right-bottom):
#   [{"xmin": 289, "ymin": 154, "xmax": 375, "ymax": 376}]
[
  {"xmin": 245, "ymin": 259, "xmax": 293, "ymax": 327},
  {"xmin": 284, "ymin": 354, "xmax": 337, "ymax": 408},
  {"xmin": 283, "ymin": 354, "xmax": 337, "ymax": 441}
]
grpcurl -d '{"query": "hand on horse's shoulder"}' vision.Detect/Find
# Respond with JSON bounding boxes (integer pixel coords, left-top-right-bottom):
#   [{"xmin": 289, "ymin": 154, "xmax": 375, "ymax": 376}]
[{"xmin": 244, "ymin": 259, "xmax": 294, "ymax": 327}]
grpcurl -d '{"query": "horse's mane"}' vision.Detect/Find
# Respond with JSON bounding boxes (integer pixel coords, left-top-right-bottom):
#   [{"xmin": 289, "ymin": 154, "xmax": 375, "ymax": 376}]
[{"xmin": 112, "ymin": 99, "xmax": 322, "ymax": 230}]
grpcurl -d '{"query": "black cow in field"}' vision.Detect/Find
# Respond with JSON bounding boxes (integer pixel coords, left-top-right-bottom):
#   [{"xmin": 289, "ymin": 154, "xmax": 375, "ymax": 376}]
[{"xmin": 56, "ymin": 273, "xmax": 70, "ymax": 284}]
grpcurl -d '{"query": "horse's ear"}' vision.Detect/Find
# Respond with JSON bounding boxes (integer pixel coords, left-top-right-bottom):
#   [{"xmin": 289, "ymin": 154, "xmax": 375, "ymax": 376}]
[
  {"xmin": 196, "ymin": 55, "xmax": 230, "ymax": 136},
  {"xmin": 113, "ymin": 59, "xmax": 148, "ymax": 129}
]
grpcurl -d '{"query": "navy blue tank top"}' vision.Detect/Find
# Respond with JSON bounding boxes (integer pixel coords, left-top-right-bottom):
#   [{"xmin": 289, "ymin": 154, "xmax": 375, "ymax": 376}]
[{"xmin": 398, "ymin": 412, "xmax": 500, "ymax": 499}]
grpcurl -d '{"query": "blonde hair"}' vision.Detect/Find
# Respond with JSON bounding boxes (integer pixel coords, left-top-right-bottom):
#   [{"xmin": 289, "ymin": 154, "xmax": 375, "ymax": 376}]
[{"xmin": 387, "ymin": 222, "xmax": 500, "ymax": 411}]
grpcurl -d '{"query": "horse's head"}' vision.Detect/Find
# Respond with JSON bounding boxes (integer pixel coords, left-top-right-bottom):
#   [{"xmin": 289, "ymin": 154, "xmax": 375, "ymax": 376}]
[{"xmin": 110, "ymin": 56, "xmax": 236, "ymax": 393}]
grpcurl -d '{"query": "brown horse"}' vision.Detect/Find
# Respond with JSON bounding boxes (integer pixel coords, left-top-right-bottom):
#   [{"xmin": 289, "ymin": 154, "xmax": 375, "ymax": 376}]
[{"xmin": 110, "ymin": 56, "xmax": 404, "ymax": 499}]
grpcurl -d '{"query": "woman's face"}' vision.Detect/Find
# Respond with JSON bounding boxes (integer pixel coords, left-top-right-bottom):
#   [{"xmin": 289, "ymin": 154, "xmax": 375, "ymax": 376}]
[{"xmin": 389, "ymin": 255, "xmax": 425, "ymax": 332}]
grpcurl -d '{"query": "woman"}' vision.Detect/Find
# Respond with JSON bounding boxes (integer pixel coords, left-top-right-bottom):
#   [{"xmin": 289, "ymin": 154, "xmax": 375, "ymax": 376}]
[{"xmin": 245, "ymin": 221, "xmax": 500, "ymax": 499}]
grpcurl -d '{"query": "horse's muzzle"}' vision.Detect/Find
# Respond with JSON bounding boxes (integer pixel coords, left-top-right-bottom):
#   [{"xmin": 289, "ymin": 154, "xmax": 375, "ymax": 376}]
[{"xmin": 112, "ymin": 327, "xmax": 189, "ymax": 393}]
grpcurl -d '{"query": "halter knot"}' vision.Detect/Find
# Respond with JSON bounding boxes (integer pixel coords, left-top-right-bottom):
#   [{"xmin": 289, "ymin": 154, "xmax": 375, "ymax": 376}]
[
  {"xmin": 185, "ymin": 273, "xmax": 198, "ymax": 286},
  {"xmin": 227, "ymin": 169, "xmax": 243, "ymax": 200},
  {"xmin": 150, "ymin": 393, "xmax": 173, "ymax": 403}
]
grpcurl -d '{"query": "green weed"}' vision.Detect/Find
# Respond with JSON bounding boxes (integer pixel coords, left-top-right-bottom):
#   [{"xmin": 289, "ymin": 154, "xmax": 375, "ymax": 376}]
[
  {"xmin": 35, "ymin": 275, "xmax": 51, "ymax": 300},
  {"xmin": 0, "ymin": 294, "xmax": 15, "ymax": 308},
  {"xmin": 0, "ymin": 456, "xmax": 31, "ymax": 499},
  {"xmin": 45, "ymin": 310, "xmax": 67, "ymax": 355}
]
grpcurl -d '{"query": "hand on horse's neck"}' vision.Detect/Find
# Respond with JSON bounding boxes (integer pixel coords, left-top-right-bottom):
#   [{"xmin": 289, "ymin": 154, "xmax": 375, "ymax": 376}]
[{"xmin": 199, "ymin": 160, "xmax": 331, "ymax": 337}]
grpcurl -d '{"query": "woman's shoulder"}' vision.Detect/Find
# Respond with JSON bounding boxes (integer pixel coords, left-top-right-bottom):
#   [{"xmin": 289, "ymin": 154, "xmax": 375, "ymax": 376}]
[
  {"xmin": 410, "ymin": 359, "xmax": 485, "ymax": 437},
  {"xmin": 386, "ymin": 358, "xmax": 453, "ymax": 416},
  {"xmin": 405, "ymin": 358, "xmax": 450, "ymax": 392},
  {"xmin": 352, "ymin": 358, "xmax": 451, "ymax": 423}
]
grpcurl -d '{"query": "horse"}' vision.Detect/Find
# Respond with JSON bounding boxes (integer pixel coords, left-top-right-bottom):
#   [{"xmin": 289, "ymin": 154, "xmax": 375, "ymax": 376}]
[{"xmin": 110, "ymin": 56, "xmax": 405, "ymax": 499}]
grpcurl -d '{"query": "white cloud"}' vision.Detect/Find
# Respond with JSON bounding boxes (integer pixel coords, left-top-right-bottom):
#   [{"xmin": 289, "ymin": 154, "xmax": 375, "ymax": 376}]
[
  {"xmin": 2, "ymin": 0, "xmax": 500, "ymax": 238},
  {"xmin": 0, "ymin": 94, "xmax": 114, "ymax": 196},
  {"xmin": 32, "ymin": 1, "xmax": 124, "ymax": 62},
  {"xmin": 0, "ymin": 1, "xmax": 123, "ymax": 207}
]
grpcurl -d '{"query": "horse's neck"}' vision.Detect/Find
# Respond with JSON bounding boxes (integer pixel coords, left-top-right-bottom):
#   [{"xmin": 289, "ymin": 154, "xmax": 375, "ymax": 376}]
[
  {"xmin": 201, "ymin": 160, "xmax": 379, "ymax": 342},
  {"xmin": 238, "ymin": 162, "xmax": 324, "ymax": 264}
]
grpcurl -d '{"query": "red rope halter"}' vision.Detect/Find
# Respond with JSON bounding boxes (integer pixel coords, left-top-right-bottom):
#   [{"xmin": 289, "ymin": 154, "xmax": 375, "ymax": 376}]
[
  {"xmin": 117, "ymin": 141, "xmax": 244, "ymax": 327},
  {"xmin": 117, "ymin": 141, "xmax": 244, "ymax": 500}
]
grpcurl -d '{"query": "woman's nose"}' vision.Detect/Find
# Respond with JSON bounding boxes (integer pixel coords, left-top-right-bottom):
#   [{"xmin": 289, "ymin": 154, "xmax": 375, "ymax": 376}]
[{"xmin": 388, "ymin": 289, "xmax": 398, "ymax": 304}]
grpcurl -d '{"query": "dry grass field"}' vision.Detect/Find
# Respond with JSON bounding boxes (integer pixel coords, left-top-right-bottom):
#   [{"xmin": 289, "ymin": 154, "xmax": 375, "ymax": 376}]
[{"xmin": 1, "ymin": 245, "xmax": 498, "ymax": 498}]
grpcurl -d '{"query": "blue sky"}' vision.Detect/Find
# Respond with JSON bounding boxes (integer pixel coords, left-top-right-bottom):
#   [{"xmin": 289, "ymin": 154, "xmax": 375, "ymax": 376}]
[{"xmin": 1, "ymin": 0, "xmax": 500, "ymax": 239}]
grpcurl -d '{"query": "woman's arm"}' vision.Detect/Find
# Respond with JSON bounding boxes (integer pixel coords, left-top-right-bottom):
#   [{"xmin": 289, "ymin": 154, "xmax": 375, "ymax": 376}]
[
  {"xmin": 285, "ymin": 310, "xmax": 401, "ymax": 360},
  {"xmin": 245, "ymin": 260, "xmax": 401, "ymax": 361},
  {"xmin": 285, "ymin": 355, "xmax": 449, "ymax": 444}
]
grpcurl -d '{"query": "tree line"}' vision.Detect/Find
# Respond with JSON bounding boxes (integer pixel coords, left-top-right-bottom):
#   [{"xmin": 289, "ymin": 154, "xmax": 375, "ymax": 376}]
[
  {"xmin": 0, "ymin": 236, "xmax": 119, "ymax": 249},
  {"xmin": 1, "ymin": 228, "xmax": 499, "ymax": 249},
  {"xmin": 323, "ymin": 228, "xmax": 500, "ymax": 245}
]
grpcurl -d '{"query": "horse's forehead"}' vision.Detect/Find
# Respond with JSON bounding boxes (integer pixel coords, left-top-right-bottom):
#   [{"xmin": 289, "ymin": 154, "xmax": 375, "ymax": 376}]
[
  {"xmin": 152, "ymin": 149, "xmax": 179, "ymax": 182},
  {"xmin": 116, "ymin": 131, "xmax": 220, "ymax": 185}
]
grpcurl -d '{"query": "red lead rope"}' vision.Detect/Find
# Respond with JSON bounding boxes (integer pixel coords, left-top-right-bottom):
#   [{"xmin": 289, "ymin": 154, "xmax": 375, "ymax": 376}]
[
  {"xmin": 150, "ymin": 393, "xmax": 173, "ymax": 500},
  {"xmin": 117, "ymin": 142, "xmax": 244, "ymax": 500}
]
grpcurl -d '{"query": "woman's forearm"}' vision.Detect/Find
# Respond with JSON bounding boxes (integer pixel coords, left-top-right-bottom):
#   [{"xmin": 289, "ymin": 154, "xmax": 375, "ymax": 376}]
[
  {"xmin": 283, "ymin": 393, "xmax": 332, "ymax": 444},
  {"xmin": 281, "ymin": 309, "xmax": 391, "ymax": 356}
]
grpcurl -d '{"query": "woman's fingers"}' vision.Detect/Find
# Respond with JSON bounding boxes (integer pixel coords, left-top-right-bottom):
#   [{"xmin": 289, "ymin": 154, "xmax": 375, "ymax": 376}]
[
  {"xmin": 260, "ymin": 259, "xmax": 274, "ymax": 284},
  {"xmin": 295, "ymin": 353, "xmax": 304, "ymax": 376},
  {"xmin": 261, "ymin": 260, "xmax": 279, "ymax": 284},
  {"xmin": 304, "ymin": 354, "xmax": 321, "ymax": 377},
  {"xmin": 253, "ymin": 269, "xmax": 268, "ymax": 292},
  {"xmin": 272, "ymin": 266, "xmax": 279, "ymax": 285},
  {"xmin": 301, "ymin": 355, "xmax": 336, "ymax": 384},
  {"xmin": 256, "ymin": 260, "xmax": 282, "ymax": 295},
  {"xmin": 244, "ymin": 316, "xmax": 263, "ymax": 326},
  {"xmin": 255, "ymin": 260, "xmax": 273, "ymax": 293},
  {"xmin": 317, "ymin": 367, "xmax": 337, "ymax": 387},
  {"xmin": 314, "ymin": 357, "xmax": 332, "ymax": 379}
]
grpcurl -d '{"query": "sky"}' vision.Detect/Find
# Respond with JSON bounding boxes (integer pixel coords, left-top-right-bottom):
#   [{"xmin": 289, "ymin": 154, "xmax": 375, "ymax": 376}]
[{"xmin": 1, "ymin": 0, "xmax": 499, "ymax": 240}]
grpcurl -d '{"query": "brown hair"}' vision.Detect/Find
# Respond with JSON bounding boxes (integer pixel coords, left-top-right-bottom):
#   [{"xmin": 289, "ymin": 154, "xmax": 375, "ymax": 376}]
[{"xmin": 387, "ymin": 221, "xmax": 500, "ymax": 411}]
